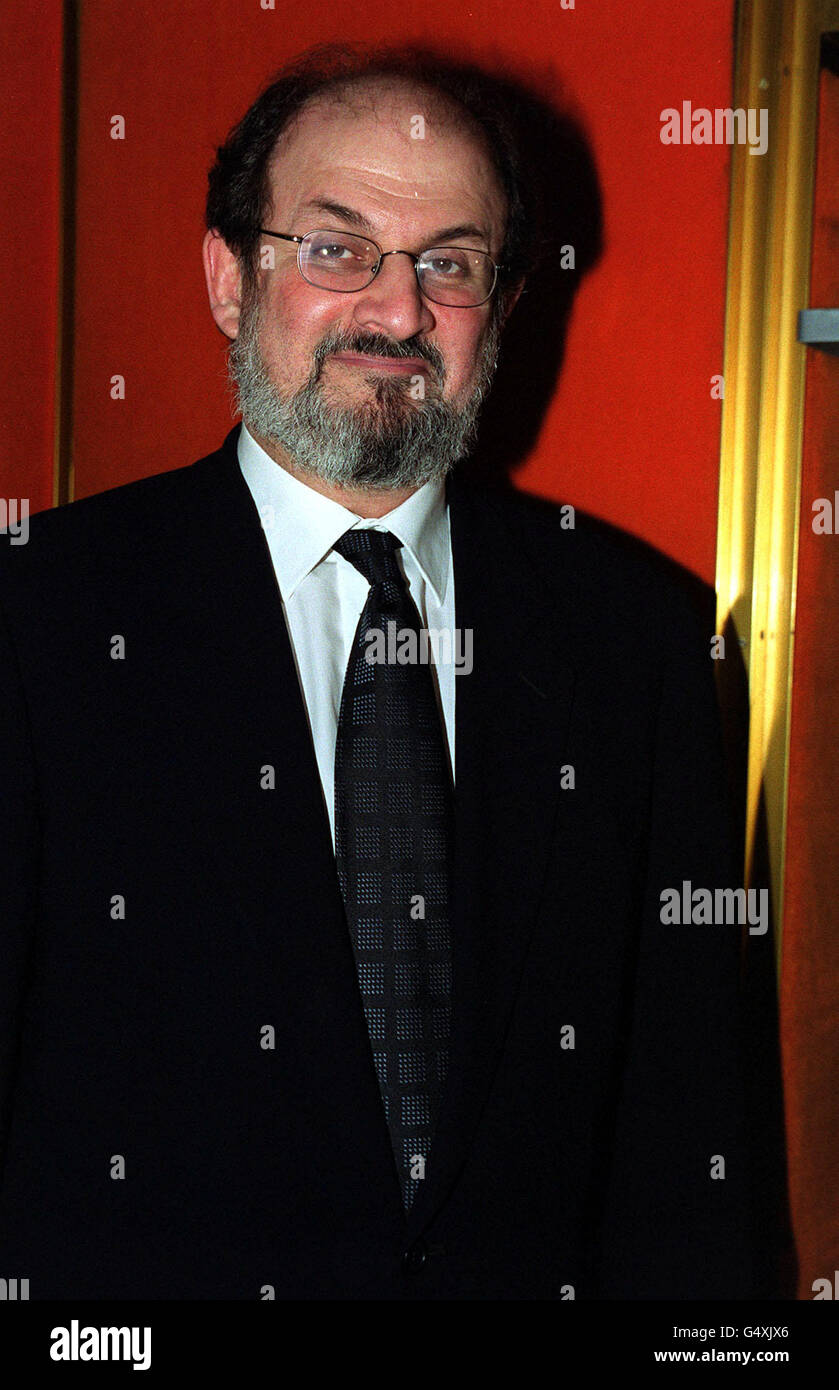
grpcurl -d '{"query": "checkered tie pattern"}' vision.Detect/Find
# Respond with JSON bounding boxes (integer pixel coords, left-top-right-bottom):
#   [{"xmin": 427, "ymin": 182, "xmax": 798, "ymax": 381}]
[{"xmin": 333, "ymin": 528, "xmax": 454, "ymax": 1211}]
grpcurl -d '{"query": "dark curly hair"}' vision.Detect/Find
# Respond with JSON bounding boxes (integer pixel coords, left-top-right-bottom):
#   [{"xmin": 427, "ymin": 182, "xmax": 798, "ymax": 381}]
[{"xmin": 206, "ymin": 43, "xmax": 566, "ymax": 304}]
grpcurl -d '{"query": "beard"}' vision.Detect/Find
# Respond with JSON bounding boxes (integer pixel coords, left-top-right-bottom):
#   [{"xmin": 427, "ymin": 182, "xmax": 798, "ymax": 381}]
[{"xmin": 227, "ymin": 285, "xmax": 503, "ymax": 491}]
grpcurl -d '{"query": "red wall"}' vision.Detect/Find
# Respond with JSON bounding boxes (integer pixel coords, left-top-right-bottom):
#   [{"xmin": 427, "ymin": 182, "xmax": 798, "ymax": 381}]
[
  {"xmin": 56, "ymin": 0, "xmax": 735, "ymax": 586},
  {"xmin": 0, "ymin": 3, "xmax": 63, "ymax": 513}
]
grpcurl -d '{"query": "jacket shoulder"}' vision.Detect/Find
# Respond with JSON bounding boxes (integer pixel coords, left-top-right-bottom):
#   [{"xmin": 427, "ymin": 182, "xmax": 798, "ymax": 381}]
[
  {"xmin": 465, "ymin": 478, "xmax": 717, "ymax": 643},
  {"xmin": 0, "ymin": 435, "xmax": 238, "ymax": 589}
]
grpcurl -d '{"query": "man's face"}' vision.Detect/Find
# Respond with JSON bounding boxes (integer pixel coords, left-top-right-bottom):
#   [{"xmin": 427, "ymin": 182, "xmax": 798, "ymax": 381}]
[{"xmin": 222, "ymin": 81, "xmax": 512, "ymax": 491}]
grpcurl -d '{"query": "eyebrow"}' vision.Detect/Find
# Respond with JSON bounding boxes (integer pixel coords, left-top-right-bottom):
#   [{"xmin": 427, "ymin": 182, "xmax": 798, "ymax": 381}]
[{"xmin": 296, "ymin": 198, "xmax": 491, "ymax": 248}]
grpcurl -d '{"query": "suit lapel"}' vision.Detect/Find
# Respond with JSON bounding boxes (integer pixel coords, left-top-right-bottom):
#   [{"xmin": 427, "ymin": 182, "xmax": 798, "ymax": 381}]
[{"xmin": 406, "ymin": 474, "xmax": 580, "ymax": 1237}]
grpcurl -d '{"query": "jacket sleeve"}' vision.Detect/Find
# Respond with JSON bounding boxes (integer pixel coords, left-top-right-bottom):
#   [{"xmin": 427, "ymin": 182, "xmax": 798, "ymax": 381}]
[
  {"xmin": 0, "ymin": 579, "xmax": 40, "ymax": 1186},
  {"xmin": 595, "ymin": 592, "xmax": 756, "ymax": 1299}
]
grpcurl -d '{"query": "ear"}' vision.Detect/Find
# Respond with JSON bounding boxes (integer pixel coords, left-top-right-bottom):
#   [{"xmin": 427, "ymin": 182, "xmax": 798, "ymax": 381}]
[{"xmin": 202, "ymin": 229, "xmax": 244, "ymax": 340}]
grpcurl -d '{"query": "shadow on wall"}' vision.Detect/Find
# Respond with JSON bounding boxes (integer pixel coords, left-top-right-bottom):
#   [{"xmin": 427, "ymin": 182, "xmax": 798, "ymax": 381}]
[{"xmin": 460, "ymin": 57, "xmax": 605, "ymax": 485}]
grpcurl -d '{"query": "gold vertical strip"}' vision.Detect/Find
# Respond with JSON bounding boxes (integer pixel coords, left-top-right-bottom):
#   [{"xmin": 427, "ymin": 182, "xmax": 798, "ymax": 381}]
[
  {"xmin": 717, "ymin": 0, "xmax": 829, "ymax": 971},
  {"xmin": 52, "ymin": 0, "xmax": 79, "ymax": 508}
]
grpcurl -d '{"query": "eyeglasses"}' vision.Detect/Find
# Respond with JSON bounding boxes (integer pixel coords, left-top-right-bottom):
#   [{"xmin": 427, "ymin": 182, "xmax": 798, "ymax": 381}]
[{"xmin": 258, "ymin": 227, "xmax": 501, "ymax": 308}]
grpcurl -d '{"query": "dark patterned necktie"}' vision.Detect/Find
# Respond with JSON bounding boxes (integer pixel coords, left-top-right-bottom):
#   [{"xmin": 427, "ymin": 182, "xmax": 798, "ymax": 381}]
[{"xmin": 333, "ymin": 527, "xmax": 454, "ymax": 1211}]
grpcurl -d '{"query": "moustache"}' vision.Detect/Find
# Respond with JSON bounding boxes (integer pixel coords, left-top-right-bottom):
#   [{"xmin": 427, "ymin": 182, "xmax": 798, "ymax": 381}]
[{"xmin": 312, "ymin": 331, "xmax": 445, "ymax": 381}]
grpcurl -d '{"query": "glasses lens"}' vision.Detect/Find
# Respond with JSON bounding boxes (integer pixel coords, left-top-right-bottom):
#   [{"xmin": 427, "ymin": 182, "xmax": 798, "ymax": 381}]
[
  {"xmin": 417, "ymin": 248, "xmax": 496, "ymax": 306},
  {"xmin": 299, "ymin": 230, "xmax": 378, "ymax": 290}
]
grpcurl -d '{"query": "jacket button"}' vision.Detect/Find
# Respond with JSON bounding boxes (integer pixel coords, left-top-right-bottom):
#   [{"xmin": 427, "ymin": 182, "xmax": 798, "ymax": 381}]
[{"xmin": 401, "ymin": 1239, "xmax": 428, "ymax": 1274}]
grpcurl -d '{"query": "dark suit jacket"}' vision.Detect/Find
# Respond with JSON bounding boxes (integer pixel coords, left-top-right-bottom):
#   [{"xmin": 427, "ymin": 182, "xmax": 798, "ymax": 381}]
[{"xmin": 0, "ymin": 425, "xmax": 754, "ymax": 1299}]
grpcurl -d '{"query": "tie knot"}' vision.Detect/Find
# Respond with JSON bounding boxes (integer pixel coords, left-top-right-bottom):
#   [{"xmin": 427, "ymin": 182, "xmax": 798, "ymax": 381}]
[{"xmin": 333, "ymin": 528, "xmax": 404, "ymax": 588}]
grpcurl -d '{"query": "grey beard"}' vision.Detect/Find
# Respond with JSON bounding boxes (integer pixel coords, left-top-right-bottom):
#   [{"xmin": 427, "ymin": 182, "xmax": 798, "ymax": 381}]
[{"xmin": 228, "ymin": 292, "xmax": 502, "ymax": 491}]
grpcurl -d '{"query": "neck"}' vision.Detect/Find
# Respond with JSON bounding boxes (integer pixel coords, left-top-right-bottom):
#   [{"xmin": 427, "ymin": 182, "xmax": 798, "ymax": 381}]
[{"xmin": 248, "ymin": 427, "xmax": 418, "ymax": 519}]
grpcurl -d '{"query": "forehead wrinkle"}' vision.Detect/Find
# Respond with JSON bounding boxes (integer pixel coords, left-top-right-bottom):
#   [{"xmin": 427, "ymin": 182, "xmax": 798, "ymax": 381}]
[
  {"xmin": 289, "ymin": 195, "xmax": 497, "ymax": 257},
  {"xmin": 292, "ymin": 156, "xmax": 497, "ymax": 210},
  {"xmin": 291, "ymin": 195, "xmax": 492, "ymax": 254},
  {"xmin": 293, "ymin": 149, "xmax": 490, "ymax": 196},
  {"xmin": 290, "ymin": 161, "xmax": 495, "ymax": 210}
]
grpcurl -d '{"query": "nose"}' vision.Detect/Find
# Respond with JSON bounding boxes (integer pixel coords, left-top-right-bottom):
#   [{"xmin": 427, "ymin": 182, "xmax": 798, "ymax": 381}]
[{"xmin": 350, "ymin": 251, "xmax": 436, "ymax": 342}]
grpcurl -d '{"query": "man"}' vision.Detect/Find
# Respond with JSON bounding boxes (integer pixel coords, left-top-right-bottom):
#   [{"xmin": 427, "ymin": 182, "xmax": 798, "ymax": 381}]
[{"xmin": 0, "ymin": 48, "xmax": 754, "ymax": 1299}]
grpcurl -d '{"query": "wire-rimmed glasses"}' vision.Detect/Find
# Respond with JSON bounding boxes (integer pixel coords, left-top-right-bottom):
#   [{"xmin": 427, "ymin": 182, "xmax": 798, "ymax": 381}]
[{"xmin": 258, "ymin": 227, "xmax": 501, "ymax": 308}]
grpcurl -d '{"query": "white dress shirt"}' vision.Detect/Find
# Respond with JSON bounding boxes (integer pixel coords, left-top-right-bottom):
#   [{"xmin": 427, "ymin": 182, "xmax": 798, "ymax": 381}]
[{"xmin": 237, "ymin": 423, "xmax": 456, "ymax": 848}]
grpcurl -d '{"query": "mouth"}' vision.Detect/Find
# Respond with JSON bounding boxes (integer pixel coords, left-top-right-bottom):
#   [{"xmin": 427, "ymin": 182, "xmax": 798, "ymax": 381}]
[{"xmin": 328, "ymin": 352, "xmax": 430, "ymax": 375}]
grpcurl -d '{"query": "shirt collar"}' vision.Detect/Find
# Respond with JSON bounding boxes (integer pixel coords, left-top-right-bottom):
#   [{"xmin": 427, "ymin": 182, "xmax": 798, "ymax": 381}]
[{"xmin": 237, "ymin": 423, "xmax": 450, "ymax": 604}]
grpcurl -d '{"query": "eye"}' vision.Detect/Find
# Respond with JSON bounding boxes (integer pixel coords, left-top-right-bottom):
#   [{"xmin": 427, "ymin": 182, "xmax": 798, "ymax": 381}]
[
  {"xmin": 425, "ymin": 253, "xmax": 468, "ymax": 277},
  {"xmin": 313, "ymin": 241, "xmax": 356, "ymax": 262}
]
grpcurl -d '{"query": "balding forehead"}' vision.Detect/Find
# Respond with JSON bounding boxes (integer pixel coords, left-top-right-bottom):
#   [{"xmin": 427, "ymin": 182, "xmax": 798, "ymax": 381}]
[
  {"xmin": 276, "ymin": 75, "xmax": 494, "ymax": 165},
  {"xmin": 310, "ymin": 73, "xmax": 469, "ymax": 124}
]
